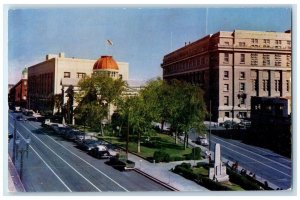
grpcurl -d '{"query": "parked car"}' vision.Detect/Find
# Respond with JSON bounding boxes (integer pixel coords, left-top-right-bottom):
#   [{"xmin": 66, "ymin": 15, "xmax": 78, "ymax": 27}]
[
  {"xmin": 89, "ymin": 145, "xmax": 111, "ymax": 159},
  {"xmin": 77, "ymin": 139, "xmax": 102, "ymax": 151},
  {"xmin": 196, "ymin": 134, "xmax": 209, "ymax": 146},
  {"xmin": 107, "ymin": 153, "xmax": 135, "ymax": 170},
  {"xmin": 64, "ymin": 130, "xmax": 84, "ymax": 141},
  {"xmin": 57, "ymin": 126, "xmax": 72, "ymax": 136},
  {"xmin": 16, "ymin": 115, "xmax": 26, "ymax": 121}
]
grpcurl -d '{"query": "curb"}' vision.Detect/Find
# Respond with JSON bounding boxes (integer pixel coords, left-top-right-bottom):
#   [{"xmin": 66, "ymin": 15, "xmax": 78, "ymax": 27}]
[
  {"xmin": 134, "ymin": 168, "xmax": 179, "ymax": 191},
  {"xmin": 8, "ymin": 156, "xmax": 26, "ymax": 192}
]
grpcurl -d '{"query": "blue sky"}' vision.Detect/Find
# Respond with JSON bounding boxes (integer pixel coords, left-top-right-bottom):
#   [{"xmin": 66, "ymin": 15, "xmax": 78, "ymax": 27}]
[{"xmin": 8, "ymin": 6, "xmax": 292, "ymax": 84}]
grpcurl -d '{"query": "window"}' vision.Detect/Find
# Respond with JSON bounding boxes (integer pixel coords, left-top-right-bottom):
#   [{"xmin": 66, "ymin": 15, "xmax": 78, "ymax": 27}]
[
  {"xmin": 224, "ymin": 96, "xmax": 229, "ymax": 106},
  {"xmin": 240, "ymin": 98, "xmax": 245, "ymax": 105},
  {"xmin": 224, "ymin": 42, "xmax": 230, "ymax": 46},
  {"xmin": 240, "ymin": 54, "xmax": 245, "ymax": 64},
  {"xmin": 240, "ymin": 83, "xmax": 245, "ymax": 91},
  {"xmin": 223, "ymin": 84, "xmax": 229, "ymax": 92},
  {"xmin": 252, "ymin": 79, "xmax": 258, "ymax": 91},
  {"xmin": 225, "ymin": 112, "xmax": 230, "ymax": 117},
  {"xmin": 275, "ymin": 54, "xmax": 282, "ymax": 66},
  {"xmin": 224, "ymin": 53, "xmax": 229, "ymax": 63},
  {"xmin": 251, "ymin": 53, "xmax": 258, "ymax": 66},
  {"xmin": 287, "ymin": 55, "xmax": 291, "ymax": 67},
  {"xmin": 224, "ymin": 71, "xmax": 229, "ymax": 79},
  {"xmin": 240, "ymin": 72, "xmax": 245, "ymax": 79},
  {"xmin": 239, "ymin": 42, "xmax": 245, "ymax": 47},
  {"xmin": 64, "ymin": 72, "xmax": 70, "ymax": 78},
  {"xmin": 264, "ymin": 39, "xmax": 270, "ymax": 44},
  {"xmin": 275, "ymin": 40, "xmax": 282, "ymax": 45},
  {"xmin": 239, "ymin": 112, "xmax": 247, "ymax": 118},
  {"xmin": 287, "ymin": 40, "xmax": 291, "ymax": 45},
  {"xmin": 263, "ymin": 54, "xmax": 270, "ymax": 66},
  {"xmin": 275, "ymin": 80, "xmax": 281, "ymax": 92},
  {"xmin": 263, "ymin": 80, "xmax": 269, "ymax": 91},
  {"xmin": 251, "ymin": 39, "xmax": 258, "ymax": 43},
  {"xmin": 286, "ymin": 80, "xmax": 290, "ymax": 92},
  {"xmin": 77, "ymin": 72, "xmax": 86, "ymax": 78}
]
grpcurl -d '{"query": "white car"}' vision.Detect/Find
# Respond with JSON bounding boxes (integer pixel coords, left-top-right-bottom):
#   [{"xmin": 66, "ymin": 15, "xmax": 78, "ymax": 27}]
[{"xmin": 196, "ymin": 135, "xmax": 209, "ymax": 146}]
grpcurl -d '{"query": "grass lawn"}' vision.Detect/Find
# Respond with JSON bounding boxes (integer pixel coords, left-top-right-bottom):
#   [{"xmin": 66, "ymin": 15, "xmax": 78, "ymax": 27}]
[
  {"xmin": 98, "ymin": 133, "xmax": 192, "ymax": 160},
  {"xmin": 221, "ymin": 182, "xmax": 245, "ymax": 191},
  {"xmin": 192, "ymin": 166, "xmax": 208, "ymax": 176}
]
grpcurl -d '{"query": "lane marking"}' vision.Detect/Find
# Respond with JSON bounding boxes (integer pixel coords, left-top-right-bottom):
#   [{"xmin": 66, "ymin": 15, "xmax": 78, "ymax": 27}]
[
  {"xmin": 211, "ymin": 135, "xmax": 291, "ymax": 170},
  {"xmin": 9, "ymin": 124, "xmax": 72, "ymax": 192},
  {"xmin": 27, "ymin": 122, "xmax": 129, "ymax": 192},
  {"xmin": 15, "ymin": 121, "xmax": 102, "ymax": 192},
  {"xmin": 212, "ymin": 134, "xmax": 292, "ymax": 164},
  {"xmin": 216, "ymin": 141, "xmax": 291, "ymax": 178}
]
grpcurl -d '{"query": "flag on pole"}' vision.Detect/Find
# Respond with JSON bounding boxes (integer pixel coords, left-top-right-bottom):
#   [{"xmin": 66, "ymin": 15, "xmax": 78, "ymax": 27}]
[{"xmin": 107, "ymin": 39, "xmax": 113, "ymax": 46}]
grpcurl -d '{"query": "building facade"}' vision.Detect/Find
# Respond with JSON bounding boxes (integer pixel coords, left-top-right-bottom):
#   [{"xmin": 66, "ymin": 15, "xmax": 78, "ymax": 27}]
[
  {"xmin": 8, "ymin": 68, "xmax": 28, "ymax": 109},
  {"xmin": 28, "ymin": 53, "xmax": 129, "ymax": 114},
  {"xmin": 161, "ymin": 30, "xmax": 291, "ymax": 122}
]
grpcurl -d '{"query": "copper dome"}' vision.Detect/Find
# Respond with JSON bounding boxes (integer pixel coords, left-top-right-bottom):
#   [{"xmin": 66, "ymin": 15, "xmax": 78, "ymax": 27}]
[{"xmin": 93, "ymin": 55, "xmax": 119, "ymax": 71}]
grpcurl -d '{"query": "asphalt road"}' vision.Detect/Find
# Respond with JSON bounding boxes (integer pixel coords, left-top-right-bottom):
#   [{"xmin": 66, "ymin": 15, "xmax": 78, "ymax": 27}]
[
  {"xmin": 8, "ymin": 112, "xmax": 170, "ymax": 192},
  {"xmin": 189, "ymin": 130, "xmax": 292, "ymax": 190}
]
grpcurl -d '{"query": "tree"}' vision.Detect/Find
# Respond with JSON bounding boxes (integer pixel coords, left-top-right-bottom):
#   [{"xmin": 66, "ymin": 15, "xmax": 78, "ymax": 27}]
[
  {"xmin": 139, "ymin": 78, "xmax": 206, "ymax": 149},
  {"xmin": 74, "ymin": 74, "xmax": 126, "ymax": 134}
]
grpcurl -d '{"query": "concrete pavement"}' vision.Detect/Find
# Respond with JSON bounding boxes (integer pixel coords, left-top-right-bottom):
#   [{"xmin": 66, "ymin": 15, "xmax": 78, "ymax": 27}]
[
  {"xmin": 128, "ymin": 153, "xmax": 209, "ymax": 191},
  {"xmin": 8, "ymin": 156, "xmax": 25, "ymax": 192}
]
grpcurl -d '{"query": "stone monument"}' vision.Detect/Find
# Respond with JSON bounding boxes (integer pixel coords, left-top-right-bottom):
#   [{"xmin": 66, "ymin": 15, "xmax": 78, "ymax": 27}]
[{"xmin": 209, "ymin": 143, "xmax": 229, "ymax": 182}]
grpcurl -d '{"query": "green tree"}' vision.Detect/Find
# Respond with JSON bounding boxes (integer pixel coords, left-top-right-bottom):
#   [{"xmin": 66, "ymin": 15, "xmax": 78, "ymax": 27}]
[{"xmin": 74, "ymin": 74, "xmax": 126, "ymax": 134}]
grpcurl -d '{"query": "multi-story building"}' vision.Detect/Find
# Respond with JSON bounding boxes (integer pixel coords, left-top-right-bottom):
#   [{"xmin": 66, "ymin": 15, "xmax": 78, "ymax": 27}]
[
  {"xmin": 161, "ymin": 30, "xmax": 291, "ymax": 122},
  {"xmin": 8, "ymin": 68, "xmax": 28, "ymax": 109},
  {"xmin": 28, "ymin": 53, "xmax": 129, "ymax": 114}
]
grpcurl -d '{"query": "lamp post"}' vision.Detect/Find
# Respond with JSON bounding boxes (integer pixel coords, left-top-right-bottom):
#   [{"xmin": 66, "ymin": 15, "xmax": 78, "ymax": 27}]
[
  {"xmin": 12, "ymin": 118, "xmax": 17, "ymax": 164},
  {"xmin": 16, "ymin": 138, "xmax": 31, "ymax": 180},
  {"xmin": 209, "ymin": 100, "xmax": 212, "ymax": 152}
]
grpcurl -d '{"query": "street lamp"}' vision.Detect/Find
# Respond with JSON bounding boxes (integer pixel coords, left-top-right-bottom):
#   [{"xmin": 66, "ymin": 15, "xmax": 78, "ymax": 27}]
[
  {"xmin": 16, "ymin": 138, "xmax": 31, "ymax": 180},
  {"xmin": 12, "ymin": 118, "xmax": 18, "ymax": 164}
]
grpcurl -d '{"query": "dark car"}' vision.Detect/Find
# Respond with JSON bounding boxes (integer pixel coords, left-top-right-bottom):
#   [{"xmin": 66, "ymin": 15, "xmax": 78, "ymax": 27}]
[
  {"xmin": 56, "ymin": 126, "xmax": 72, "ymax": 136},
  {"xmin": 16, "ymin": 115, "xmax": 26, "ymax": 121},
  {"xmin": 64, "ymin": 130, "xmax": 84, "ymax": 141},
  {"xmin": 77, "ymin": 139, "xmax": 101, "ymax": 151},
  {"xmin": 89, "ymin": 145, "xmax": 111, "ymax": 159}
]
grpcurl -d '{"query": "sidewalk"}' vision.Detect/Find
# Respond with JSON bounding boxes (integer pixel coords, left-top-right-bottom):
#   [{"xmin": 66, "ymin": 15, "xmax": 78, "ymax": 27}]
[
  {"xmin": 128, "ymin": 153, "xmax": 209, "ymax": 191},
  {"xmin": 8, "ymin": 156, "xmax": 26, "ymax": 192}
]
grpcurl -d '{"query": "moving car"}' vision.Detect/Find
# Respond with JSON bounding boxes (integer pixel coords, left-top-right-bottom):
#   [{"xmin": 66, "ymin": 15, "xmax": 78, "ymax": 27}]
[{"xmin": 196, "ymin": 134, "xmax": 209, "ymax": 146}]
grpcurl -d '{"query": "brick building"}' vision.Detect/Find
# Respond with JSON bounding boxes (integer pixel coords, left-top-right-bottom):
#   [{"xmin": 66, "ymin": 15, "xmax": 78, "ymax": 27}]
[
  {"xmin": 8, "ymin": 68, "xmax": 28, "ymax": 109},
  {"xmin": 161, "ymin": 30, "xmax": 291, "ymax": 122}
]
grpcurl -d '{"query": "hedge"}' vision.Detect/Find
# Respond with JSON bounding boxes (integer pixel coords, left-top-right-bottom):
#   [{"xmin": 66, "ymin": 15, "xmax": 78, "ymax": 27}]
[
  {"xmin": 153, "ymin": 150, "xmax": 171, "ymax": 162},
  {"xmin": 227, "ymin": 168, "xmax": 262, "ymax": 190},
  {"xmin": 172, "ymin": 163, "xmax": 232, "ymax": 191}
]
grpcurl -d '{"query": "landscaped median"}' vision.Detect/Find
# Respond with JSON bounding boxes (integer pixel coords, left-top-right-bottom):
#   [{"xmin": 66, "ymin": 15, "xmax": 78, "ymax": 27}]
[
  {"xmin": 98, "ymin": 133, "xmax": 203, "ymax": 162},
  {"xmin": 171, "ymin": 162, "xmax": 270, "ymax": 191}
]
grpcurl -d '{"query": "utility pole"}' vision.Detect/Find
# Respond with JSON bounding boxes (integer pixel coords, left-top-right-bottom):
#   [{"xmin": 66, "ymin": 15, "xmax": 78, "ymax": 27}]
[{"xmin": 209, "ymin": 100, "xmax": 212, "ymax": 152}]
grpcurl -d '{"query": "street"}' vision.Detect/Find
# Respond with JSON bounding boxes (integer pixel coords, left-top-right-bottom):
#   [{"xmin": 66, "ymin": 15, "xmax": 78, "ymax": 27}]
[
  {"xmin": 189, "ymin": 130, "xmax": 292, "ymax": 190},
  {"xmin": 8, "ymin": 112, "xmax": 170, "ymax": 192}
]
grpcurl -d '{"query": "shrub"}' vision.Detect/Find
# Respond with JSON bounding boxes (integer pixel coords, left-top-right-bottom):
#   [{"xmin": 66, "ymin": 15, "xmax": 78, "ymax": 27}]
[
  {"xmin": 227, "ymin": 168, "xmax": 262, "ymax": 190},
  {"xmin": 200, "ymin": 177, "xmax": 232, "ymax": 191},
  {"xmin": 171, "ymin": 156, "xmax": 183, "ymax": 161},
  {"xmin": 153, "ymin": 150, "xmax": 171, "ymax": 163}
]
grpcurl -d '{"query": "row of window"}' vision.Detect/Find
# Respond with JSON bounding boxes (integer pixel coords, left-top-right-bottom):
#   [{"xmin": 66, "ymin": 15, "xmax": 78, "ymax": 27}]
[
  {"xmin": 164, "ymin": 56, "xmax": 209, "ymax": 74},
  {"xmin": 64, "ymin": 72, "xmax": 86, "ymax": 78},
  {"xmin": 223, "ymin": 79, "xmax": 290, "ymax": 99},
  {"xmin": 223, "ymin": 53, "xmax": 290, "ymax": 67},
  {"xmin": 224, "ymin": 71, "xmax": 245, "ymax": 79}
]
